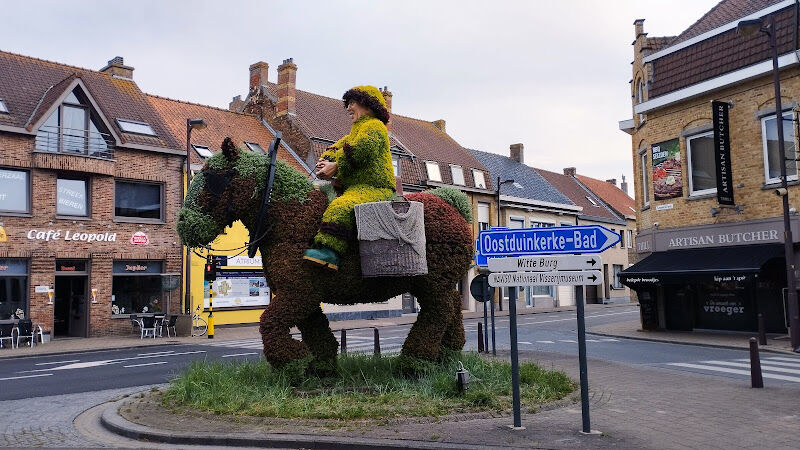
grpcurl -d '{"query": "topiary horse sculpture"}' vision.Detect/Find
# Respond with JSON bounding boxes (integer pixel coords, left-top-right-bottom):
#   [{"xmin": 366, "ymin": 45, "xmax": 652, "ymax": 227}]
[{"xmin": 177, "ymin": 139, "xmax": 473, "ymax": 370}]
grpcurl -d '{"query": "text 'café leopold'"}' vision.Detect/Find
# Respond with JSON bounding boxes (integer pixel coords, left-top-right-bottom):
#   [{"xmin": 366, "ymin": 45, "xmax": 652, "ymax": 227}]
[{"xmin": 0, "ymin": 52, "xmax": 185, "ymax": 338}]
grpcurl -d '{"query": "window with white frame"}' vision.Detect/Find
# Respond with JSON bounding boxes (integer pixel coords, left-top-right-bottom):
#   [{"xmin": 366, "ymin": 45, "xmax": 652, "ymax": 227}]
[
  {"xmin": 627, "ymin": 229, "xmax": 633, "ymax": 248},
  {"xmin": 472, "ymin": 169, "xmax": 486, "ymax": 188},
  {"xmin": 244, "ymin": 142, "xmax": 264, "ymax": 153},
  {"xmin": 0, "ymin": 168, "xmax": 30, "ymax": 214},
  {"xmin": 509, "ymin": 217, "xmax": 525, "ymax": 228},
  {"xmin": 192, "ymin": 145, "xmax": 214, "ymax": 158},
  {"xmin": 586, "ymin": 196, "xmax": 598, "ymax": 206},
  {"xmin": 56, "ymin": 177, "xmax": 88, "ymax": 217},
  {"xmin": 531, "ymin": 220, "xmax": 555, "ymax": 228},
  {"xmin": 116, "ymin": 119, "xmax": 156, "ymax": 136},
  {"xmin": 640, "ymin": 150, "xmax": 649, "ymax": 207},
  {"xmin": 450, "ymin": 165, "xmax": 465, "ymax": 185},
  {"xmin": 561, "ymin": 221, "xmax": 572, "ymax": 227},
  {"xmin": 425, "ymin": 161, "xmax": 442, "ymax": 182},
  {"xmin": 477, "ymin": 202, "xmax": 490, "ymax": 231},
  {"xmin": 0, "ymin": 99, "xmax": 8, "ymax": 114},
  {"xmin": 637, "ymin": 79, "xmax": 645, "ymax": 124},
  {"xmin": 619, "ymin": 229, "xmax": 625, "ymax": 248},
  {"xmin": 392, "ymin": 155, "xmax": 401, "ymax": 177},
  {"xmin": 762, "ymin": 111, "xmax": 798, "ymax": 183},
  {"xmin": 687, "ymin": 131, "xmax": 716, "ymax": 195},
  {"xmin": 612, "ymin": 264, "xmax": 624, "ymax": 289}
]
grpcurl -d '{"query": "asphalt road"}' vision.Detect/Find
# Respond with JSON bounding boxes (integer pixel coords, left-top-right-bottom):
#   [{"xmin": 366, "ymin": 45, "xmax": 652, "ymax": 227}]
[{"xmin": 1, "ymin": 304, "xmax": 799, "ymax": 401}]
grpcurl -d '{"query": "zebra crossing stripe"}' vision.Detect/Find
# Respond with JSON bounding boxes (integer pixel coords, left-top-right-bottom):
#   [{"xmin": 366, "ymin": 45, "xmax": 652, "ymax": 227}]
[
  {"xmin": 763, "ymin": 357, "xmax": 800, "ymax": 363},
  {"xmin": 699, "ymin": 360, "xmax": 800, "ymax": 375},
  {"xmin": 734, "ymin": 359, "xmax": 800, "ymax": 368},
  {"xmin": 667, "ymin": 362, "xmax": 800, "ymax": 383}
]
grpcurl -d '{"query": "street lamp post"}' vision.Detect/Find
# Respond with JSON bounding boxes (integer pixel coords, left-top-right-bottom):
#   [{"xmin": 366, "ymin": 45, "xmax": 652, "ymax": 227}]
[
  {"xmin": 496, "ymin": 177, "xmax": 515, "ymax": 311},
  {"xmin": 184, "ymin": 118, "xmax": 207, "ymax": 314},
  {"xmin": 738, "ymin": 16, "xmax": 800, "ymax": 351}
]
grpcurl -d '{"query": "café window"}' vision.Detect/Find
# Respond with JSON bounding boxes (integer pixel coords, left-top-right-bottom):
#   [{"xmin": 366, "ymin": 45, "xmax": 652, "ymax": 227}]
[
  {"xmin": 57, "ymin": 177, "xmax": 89, "ymax": 217},
  {"xmin": 762, "ymin": 111, "xmax": 798, "ymax": 184},
  {"xmin": 0, "ymin": 259, "xmax": 28, "ymax": 320},
  {"xmin": 450, "ymin": 165, "xmax": 465, "ymax": 185},
  {"xmin": 477, "ymin": 202, "xmax": 490, "ymax": 231},
  {"xmin": 0, "ymin": 168, "xmax": 30, "ymax": 214},
  {"xmin": 612, "ymin": 264, "xmax": 624, "ymax": 289},
  {"xmin": 114, "ymin": 180, "xmax": 163, "ymax": 221},
  {"xmin": 687, "ymin": 132, "xmax": 716, "ymax": 196},
  {"xmin": 111, "ymin": 260, "xmax": 165, "ymax": 315},
  {"xmin": 425, "ymin": 161, "xmax": 442, "ymax": 182}
]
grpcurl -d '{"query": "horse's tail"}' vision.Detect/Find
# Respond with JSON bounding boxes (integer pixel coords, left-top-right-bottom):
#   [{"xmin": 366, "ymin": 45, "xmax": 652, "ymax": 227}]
[{"xmin": 425, "ymin": 186, "xmax": 473, "ymax": 223}]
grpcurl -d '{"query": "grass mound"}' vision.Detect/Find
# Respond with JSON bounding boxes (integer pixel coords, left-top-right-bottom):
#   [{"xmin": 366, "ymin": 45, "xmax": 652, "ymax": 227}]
[{"xmin": 163, "ymin": 352, "xmax": 575, "ymax": 420}]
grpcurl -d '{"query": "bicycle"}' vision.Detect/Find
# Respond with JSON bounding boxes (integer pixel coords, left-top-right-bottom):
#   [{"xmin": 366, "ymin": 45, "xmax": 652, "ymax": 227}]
[{"xmin": 192, "ymin": 305, "xmax": 208, "ymax": 337}]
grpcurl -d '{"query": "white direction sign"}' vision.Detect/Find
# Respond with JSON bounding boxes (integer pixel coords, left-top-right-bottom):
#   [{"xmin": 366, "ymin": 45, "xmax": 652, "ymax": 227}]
[
  {"xmin": 489, "ymin": 270, "xmax": 603, "ymax": 287},
  {"xmin": 488, "ymin": 255, "xmax": 602, "ymax": 273}
]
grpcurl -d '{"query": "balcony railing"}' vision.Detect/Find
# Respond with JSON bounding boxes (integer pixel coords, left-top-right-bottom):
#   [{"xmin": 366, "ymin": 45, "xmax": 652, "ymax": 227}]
[{"xmin": 35, "ymin": 125, "xmax": 114, "ymax": 160}]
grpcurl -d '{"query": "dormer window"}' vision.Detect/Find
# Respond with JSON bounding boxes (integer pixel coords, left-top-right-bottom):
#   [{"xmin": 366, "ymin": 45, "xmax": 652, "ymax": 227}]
[
  {"xmin": 35, "ymin": 87, "xmax": 111, "ymax": 158},
  {"xmin": 472, "ymin": 169, "xmax": 486, "ymax": 189},
  {"xmin": 392, "ymin": 155, "xmax": 401, "ymax": 177},
  {"xmin": 586, "ymin": 196, "xmax": 599, "ymax": 206},
  {"xmin": 244, "ymin": 142, "xmax": 264, "ymax": 153},
  {"xmin": 116, "ymin": 119, "xmax": 156, "ymax": 136},
  {"xmin": 425, "ymin": 161, "xmax": 442, "ymax": 182},
  {"xmin": 0, "ymin": 99, "xmax": 8, "ymax": 114},
  {"xmin": 450, "ymin": 164, "xmax": 465, "ymax": 185},
  {"xmin": 192, "ymin": 145, "xmax": 214, "ymax": 158}
]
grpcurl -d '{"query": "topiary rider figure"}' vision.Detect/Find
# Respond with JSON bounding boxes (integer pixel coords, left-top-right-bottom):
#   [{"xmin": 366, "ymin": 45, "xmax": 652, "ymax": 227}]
[{"xmin": 303, "ymin": 85, "xmax": 396, "ymax": 270}]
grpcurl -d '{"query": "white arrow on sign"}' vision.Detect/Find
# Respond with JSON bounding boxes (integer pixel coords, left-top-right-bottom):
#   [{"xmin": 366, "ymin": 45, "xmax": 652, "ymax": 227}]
[
  {"xmin": 488, "ymin": 270, "xmax": 603, "ymax": 287},
  {"xmin": 488, "ymin": 255, "xmax": 602, "ymax": 273}
]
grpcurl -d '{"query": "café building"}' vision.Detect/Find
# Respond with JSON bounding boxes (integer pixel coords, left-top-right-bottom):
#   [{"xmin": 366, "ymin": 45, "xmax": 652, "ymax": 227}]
[{"xmin": 0, "ymin": 52, "xmax": 185, "ymax": 338}]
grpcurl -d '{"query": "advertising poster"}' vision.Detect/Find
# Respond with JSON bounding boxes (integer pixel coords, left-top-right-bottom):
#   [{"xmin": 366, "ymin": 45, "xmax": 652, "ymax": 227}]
[
  {"xmin": 652, "ymin": 138, "xmax": 682, "ymax": 200},
  {"xmin": 203, "ymin": 270, "xmax": 270, "ymax": 309}
]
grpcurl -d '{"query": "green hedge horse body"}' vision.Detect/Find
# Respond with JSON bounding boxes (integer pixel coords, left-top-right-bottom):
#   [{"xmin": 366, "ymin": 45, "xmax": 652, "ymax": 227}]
[{"xmin": 177, "ymin": 139, "xmax": 473, "ymax": 369}]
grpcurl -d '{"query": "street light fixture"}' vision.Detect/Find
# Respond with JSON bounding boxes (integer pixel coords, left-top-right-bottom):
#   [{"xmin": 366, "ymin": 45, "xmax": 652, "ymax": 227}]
[
  {"xmin": 738, "ymin": 15, "xmax": 800, "ymax": 352},
  {"xmin": 496, "ymin": 177, "xmax": 515, "ymax": 311},
  {"xmin": 184, "ymin": 118, "xmax": 207, "ymax": 314}
]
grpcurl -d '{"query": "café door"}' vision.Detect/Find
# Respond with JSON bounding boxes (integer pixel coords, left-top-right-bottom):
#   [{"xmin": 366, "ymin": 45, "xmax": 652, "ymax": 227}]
[{"xmin": 53, "ymin": 260, "xmax": 89, "ymax": 338}]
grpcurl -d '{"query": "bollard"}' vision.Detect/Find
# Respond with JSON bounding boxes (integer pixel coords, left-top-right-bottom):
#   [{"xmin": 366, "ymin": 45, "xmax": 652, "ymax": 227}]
[
  {"xmin": 340, "ymin": 329, "xmax": 347, "ymax": 354},
  {"xmin": 758, "ymin": 313, "xmax": 767, "ymax": 346},
  {"xmin": 373, "ymin": 327, "xmax": 381, "ymax": 356},
  {"xmin": 477, "ymin": 322, "xmax": 485, "ymax": 353},
  {"xmin": 749, "ymin": 337, "xmax": 763, "ymax": 388}
]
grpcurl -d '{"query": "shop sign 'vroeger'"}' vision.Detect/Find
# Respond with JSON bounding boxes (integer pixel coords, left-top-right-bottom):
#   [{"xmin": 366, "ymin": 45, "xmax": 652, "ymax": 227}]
[{"xmin": 26, "ymin": 229, "xmax": 117, "ymax": 242}]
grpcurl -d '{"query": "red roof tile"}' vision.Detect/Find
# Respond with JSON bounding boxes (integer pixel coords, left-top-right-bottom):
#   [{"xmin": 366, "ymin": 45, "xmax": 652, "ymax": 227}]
[
  {"xmin": 536, "ymin": 169, "xmax": 621, "ymax": 222},
  {"xmin": 0, "ymin": 51, "xmax": 181, "ymax": 150},
  {"xmin": 147, "ymin": 94, "xmax": 308, "ymax": 173},
  {"xmin": 576, "ymin": 175, "xmax": 636, "ymax": 220}
]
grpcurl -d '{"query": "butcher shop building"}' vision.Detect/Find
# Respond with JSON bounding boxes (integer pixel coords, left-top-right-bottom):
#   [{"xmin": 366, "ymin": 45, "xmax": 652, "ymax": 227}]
[
  {"xmin": 0, "ymin": 52, "xmax": 185, "ymax": 338},
  {"xmin": 618, "ymin": 0, "xmax": 800, "ymax": 334}
]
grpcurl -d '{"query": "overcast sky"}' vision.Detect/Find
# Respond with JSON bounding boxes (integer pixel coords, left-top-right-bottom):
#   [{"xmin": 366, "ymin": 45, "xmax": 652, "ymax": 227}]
[{"xmin": 1, "ymin": 0, "xmax": 721, "ymax": 194}]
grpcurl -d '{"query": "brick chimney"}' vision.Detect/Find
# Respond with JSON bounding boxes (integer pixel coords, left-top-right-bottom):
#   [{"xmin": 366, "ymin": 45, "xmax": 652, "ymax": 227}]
[
  {"xmin": 563, "ymin": 167, "xmax": 576, "ymax": 177},
  {"xmin": 510, "ymin": 143, "xmax": 524, "ymax": 164},
  {"xmin": 229, "ymin": 95, "xmax": 244, "ymax": 112},
  {"xmin": 381, "ymin": 86, "xmax": 393, "ymax": 132},
  {"xmin": 621, "ymin": 174, "xmax": 629, "ymax": 194},
  {"xmin": 99, "ymin": 56, "xmax": 134, "ymax": 79},
  {"xmin": 432, "ymin": 119, "xmax": 446, "ymax": 132},
  {"xmin": 249, "ymin": 61, "xmax": 269, "ymax": 91},
  {"xmin": 276, "ymin": 58, "xmax": 297, "ymax": 117},
  {"xmin": 605, "ymin": 178, "xmax": 617, "ymax": 186}
]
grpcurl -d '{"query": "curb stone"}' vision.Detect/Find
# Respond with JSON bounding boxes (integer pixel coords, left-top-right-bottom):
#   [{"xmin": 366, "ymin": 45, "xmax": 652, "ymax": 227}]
[{"xmin": 99, "ymin": 397, "xmax": 539, "ymax": 450}]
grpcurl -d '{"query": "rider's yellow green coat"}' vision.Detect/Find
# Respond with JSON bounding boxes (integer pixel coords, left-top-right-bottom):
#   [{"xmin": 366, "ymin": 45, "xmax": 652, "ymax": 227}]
[{"xmin": 315, "ymin": 115, "xmax": 395, "ymax": 254}]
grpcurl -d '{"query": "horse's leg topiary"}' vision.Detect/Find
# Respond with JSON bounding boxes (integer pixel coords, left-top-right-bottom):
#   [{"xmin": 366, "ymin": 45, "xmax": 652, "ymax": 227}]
[
  {"xmin": 259, "ymin": 296, "xmax": 311, "ymax": 369},
  {"xmin": 401, "ymin": 288, "xmax": 455, "ymax": 362},
  {"xmin": 296, "ymin": 306, "xmax": 339, "ymax": 376},
  {"xmin": 439, "ymin": 289, "xmax": 467, "ymax": 353}
]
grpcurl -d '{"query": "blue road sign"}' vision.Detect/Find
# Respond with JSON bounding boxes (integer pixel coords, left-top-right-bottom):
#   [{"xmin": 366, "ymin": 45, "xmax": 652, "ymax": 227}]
[{"xmin": 477, "ymin": 225, "xmax": 620, "ymax": 258}]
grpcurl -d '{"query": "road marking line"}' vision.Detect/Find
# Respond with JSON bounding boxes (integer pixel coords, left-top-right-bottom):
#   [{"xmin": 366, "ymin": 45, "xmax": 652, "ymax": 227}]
[
  {"xmin": 598, "ymin": 338, "xmax": 619, "ymax": 342},
  {"xmin": 124, "ymin": 361, "xmax": 168, "ymax": 368},
  {"xmin": 137, "ymin": 350, "xmax": 176, "ymax": 356},
  {"xmin": 763, "ymin": 357, "xmax": 800, "ymax": 363},
  {"xmin": 667, "ymin": 363, "xmax": 800, "ymax": 383},
  {"xmin": 517, "ymin": 310, "xmax": 636, "ymax": 327},
  {"xmin": 700, "ymin": 360, "xmax": 800, "ymax": 375},
  {"xmin": 0, "ymin": 373, "xmax": 54, "ymax": 381},
  {"xmin": 537, "ymin": 340, "xmax": 555, "ymax": 344},
  {"xmin": 34, "ymin": 359, "xmax": 79, "ymax": 366},
  {"xmin": 519, "ymin": 341, "xmax": 533, "ymax": 345},
  {"xmin": 221, "ymin": 352, "xmax": 259, "ymax": 358},
  {"xmin": 559, "ymin": 339, "xmax": 577, "ymax": 343},
  {"xmin": 19, "ymin": 350, "xmax": 207, "ymax": 373},
  {"xmin": 734, "ymin": 359, "xmax": 800, "ymax": 368}
]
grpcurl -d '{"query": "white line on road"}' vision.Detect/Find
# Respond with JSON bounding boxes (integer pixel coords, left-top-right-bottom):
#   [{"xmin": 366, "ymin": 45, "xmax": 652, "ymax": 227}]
[
  {"xmin": 537, "ymin": 340, "xmax": 555, "ymax": 344},
  {"xmin": 559, "ymin": 339, "xmax": 577, "ymax": 343},
  {"xmin": 763, "ymin": 357, "xmax": 800, "ymax": 363},
  {"xmin": 124, "ymin": 361, "xmax": 168, "ymax": 368},
  {"xmin": 519, "ymin": 341, "xmax": 533, "ymax": 345},
  {"xmin": 19, "ymin": 350, "xmax": 207, "ymax": 373},
  {"xmin": 668, "ymin": 363, "xmax": 800, "ymax": 383},
  {"xmin": 221, "ymin": 352, "xmax": 259, "ymax": 358},
  {"xmin": 34, "ymin": 359, "xmax": 80, "ymax": 366},
  {"xmin": 701, "ymin": 360, "xmax": 800, "ymax": 375},
  {"xmin": 0, "ymin": 373, "xmax": 54, "ymax": 381},
  {"xmin": 734, "ymin": 359, "xmax": 800, "ymax": 368},
  {"xmin": 137, "ymin": 350, "xmax": 177, "ymax": 356}
]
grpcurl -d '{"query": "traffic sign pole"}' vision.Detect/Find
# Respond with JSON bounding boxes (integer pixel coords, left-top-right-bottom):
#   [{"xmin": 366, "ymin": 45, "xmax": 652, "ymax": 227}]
[
  {"xmin": 575, "ymin": 285, "xmax": 590, "ymax": 433},
  {"xmin": 483, "ymin": 298, "xmax": 489, "ymax": 352},
  {"xmin": 490, "ymin": 286, "xmax": 496, "ymax": 356},
  {"xmin": 508, "ymin": 287, "xmax": 523, "ymax": 429}
]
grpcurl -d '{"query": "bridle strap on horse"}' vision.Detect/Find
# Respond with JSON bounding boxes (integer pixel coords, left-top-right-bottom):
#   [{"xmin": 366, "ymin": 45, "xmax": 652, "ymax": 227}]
[{"xmin": 248, "ymin": 132, "xmax": 282, "ymax": 258}]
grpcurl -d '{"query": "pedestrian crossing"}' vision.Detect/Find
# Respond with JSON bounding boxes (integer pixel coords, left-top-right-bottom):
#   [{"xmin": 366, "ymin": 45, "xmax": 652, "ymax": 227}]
[
  {"xmin": 665, "ymin": 356, "xmax": 800, "ymax": 384},
  {"xmin": 200, "ymin": 336, "xmax": 403, "ymax": 354}
]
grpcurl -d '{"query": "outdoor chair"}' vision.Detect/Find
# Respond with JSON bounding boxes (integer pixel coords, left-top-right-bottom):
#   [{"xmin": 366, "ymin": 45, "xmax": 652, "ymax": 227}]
[
  {"xmin": 15, "ymin": 319, "xmax": 39, "ymax": 348},
  {"xmin": 161, "ymin": 315, "xmax": 178, "ymax": 338},
  {"xmin": 0, "ymin": 323, "xmax": 14, "ymax": 349},
  {"xmin": 140, "ymin": 316, "xmax": 157, "ymax": 339},
  {"xmin": 130, "ymin": 314, "xmax": 142, "ymax": 334}
]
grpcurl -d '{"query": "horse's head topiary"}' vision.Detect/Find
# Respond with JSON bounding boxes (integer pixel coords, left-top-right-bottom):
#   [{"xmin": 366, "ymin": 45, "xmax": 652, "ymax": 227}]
[{"xmin": 176, "ymin": 137, "xmax": 313, "ymax": 248}]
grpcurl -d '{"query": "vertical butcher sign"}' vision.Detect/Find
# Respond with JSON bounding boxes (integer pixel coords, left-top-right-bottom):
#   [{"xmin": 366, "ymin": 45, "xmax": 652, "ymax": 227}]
[{"xmin": 712, "ymin": 100, "xmax": 735, "ymax": 206}]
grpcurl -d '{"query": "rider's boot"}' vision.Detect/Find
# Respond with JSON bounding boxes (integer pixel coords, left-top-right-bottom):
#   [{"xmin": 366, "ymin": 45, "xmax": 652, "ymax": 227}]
[{"xmin": 302, "ymin": 246, "xmax": 340, "ymax": 271}]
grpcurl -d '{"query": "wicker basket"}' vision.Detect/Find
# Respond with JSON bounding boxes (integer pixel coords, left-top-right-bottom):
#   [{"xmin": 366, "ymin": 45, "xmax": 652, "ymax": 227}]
[{"xmin": 356, "ymin": 201, "xmax": 428, "ymax": 278}]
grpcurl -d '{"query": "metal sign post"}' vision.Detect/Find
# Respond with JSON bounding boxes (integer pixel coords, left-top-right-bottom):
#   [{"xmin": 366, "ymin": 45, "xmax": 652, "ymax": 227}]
[
  {"xmin": 508, "ymin": 286, "xmax": 522, "ymax": 429},
  {"xmin": 575, "ymin": 285, "xmax": 591, "ymax": 433},
  {"xmin": 490, "ymin": 284, "xmax": 496, "ymax": 356}
]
